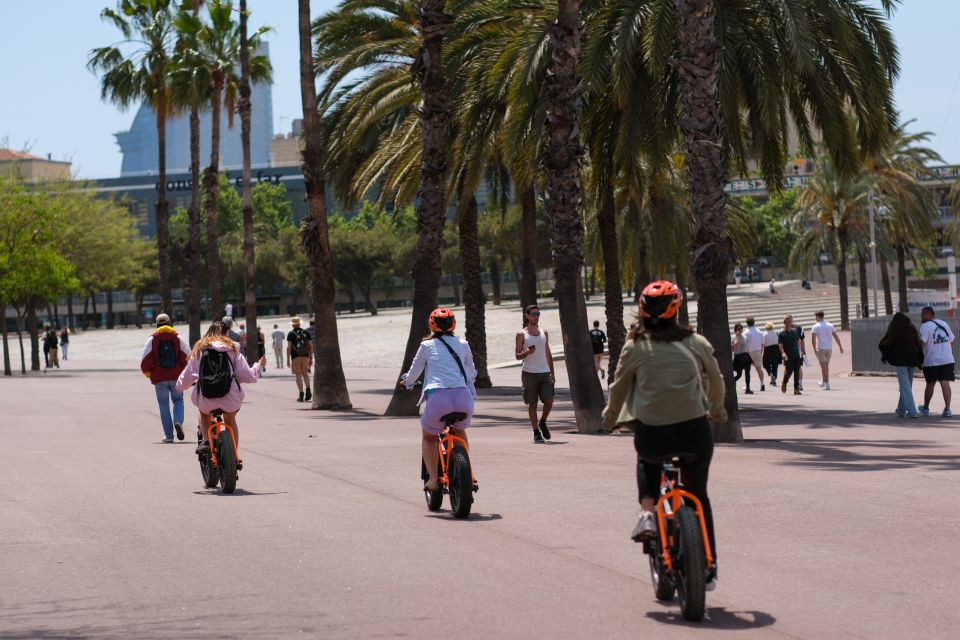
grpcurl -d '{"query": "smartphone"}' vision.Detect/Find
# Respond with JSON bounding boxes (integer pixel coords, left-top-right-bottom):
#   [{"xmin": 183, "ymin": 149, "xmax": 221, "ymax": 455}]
[{"xmin": 528, "ymin": 345, "xmax": 536, "ymax": 351}]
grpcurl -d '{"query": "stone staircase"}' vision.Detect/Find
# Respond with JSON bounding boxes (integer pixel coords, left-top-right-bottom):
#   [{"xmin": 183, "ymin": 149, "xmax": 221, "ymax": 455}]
[{"xmin": 688, "ymin": 280, "xmax": 855, "ymax": 330}]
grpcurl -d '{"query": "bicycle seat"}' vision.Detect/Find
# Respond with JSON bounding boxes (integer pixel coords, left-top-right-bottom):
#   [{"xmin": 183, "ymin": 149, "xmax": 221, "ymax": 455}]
[
  {"xmin": 211, "ymin": 409, "xmax": 224, "ymax": 418},
  {"xmin": 641, "ymin": 452, "xmax": 698, "ymax": 465},
  {"xmin": 440, "ymin": 412, "xmax": 468, "ymax": 426}
]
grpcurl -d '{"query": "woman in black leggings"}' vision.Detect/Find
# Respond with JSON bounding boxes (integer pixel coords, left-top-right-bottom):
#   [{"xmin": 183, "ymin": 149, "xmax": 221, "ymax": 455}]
[{"xmin": 603, "ymin": 280, "xmax": 727, "ymax": 591}]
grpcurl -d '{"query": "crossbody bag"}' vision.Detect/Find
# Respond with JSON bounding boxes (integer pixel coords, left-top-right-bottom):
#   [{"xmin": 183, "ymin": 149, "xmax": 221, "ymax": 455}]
[{"xmin": 436, "ymin": 335, "xmax": 470, "ymax": 385}]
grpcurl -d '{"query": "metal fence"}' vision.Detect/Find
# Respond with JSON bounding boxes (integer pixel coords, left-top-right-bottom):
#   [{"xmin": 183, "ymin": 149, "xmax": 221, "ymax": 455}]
[{"xmin": 851, "ymin": 314, "xmax": 960, "ymax": 375}]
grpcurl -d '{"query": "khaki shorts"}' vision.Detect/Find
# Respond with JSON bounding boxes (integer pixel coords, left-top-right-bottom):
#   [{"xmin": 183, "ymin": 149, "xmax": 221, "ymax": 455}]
[
  {"xmin": 748, "ymin": 351, "xmax": 763, "ymax": 368},
  {"xmin": 522, "ymin": 371, "xmax": 554, "ymax": 405},
  {"xmin": 816, "ymin": 349, "xmax": 832, "ymax": 364},
  {"xmin": 292, "ymin": 356, "xmax": 311, "ymax": 376}
]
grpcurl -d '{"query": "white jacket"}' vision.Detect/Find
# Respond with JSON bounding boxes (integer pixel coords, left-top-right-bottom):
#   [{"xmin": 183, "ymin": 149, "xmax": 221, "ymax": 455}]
[{"xmin": 402, "ymin": 335, "xmax": 477, "ymax": 404}]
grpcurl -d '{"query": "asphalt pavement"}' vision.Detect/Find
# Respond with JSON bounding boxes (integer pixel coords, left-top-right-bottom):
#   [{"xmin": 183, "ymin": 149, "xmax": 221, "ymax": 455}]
[{"xmin": 2, "ymin": 349, "xmax": 959, "ymax": 638}]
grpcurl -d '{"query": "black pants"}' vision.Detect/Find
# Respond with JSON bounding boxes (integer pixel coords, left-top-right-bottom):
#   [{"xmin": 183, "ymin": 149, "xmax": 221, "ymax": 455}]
[
  {"xmin": 633, "ymin": 416, "xmax": 717, "ymax": 561},
  {"xmin": 782, "ymin": 356, "xmax": 802, "ymax": 390},
  {"xmin": 732, "ymin": 353, "xmax": 752, "ymax": 389},
  {"xmin": 762, "ymin": 345, "xmax": 780, "ymax": 381}
]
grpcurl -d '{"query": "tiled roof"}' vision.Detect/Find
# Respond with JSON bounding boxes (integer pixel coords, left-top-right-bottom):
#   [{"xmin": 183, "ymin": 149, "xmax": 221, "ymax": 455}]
[{"xmin": 0, "ymin": 149, "xmax": 43, "ymax": 161}]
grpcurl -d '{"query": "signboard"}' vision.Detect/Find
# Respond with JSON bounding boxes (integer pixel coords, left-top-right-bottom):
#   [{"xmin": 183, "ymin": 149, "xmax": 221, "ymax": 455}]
[{"xmin": 907, "ymin": 291, "xmax": 953, "ymax": 313}]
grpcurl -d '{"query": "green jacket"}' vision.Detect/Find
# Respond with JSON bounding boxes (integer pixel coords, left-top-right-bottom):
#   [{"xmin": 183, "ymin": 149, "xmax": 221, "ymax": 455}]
[{"xmin": 603, "ymin": 333, "xmax": 727, "ymax": 428}]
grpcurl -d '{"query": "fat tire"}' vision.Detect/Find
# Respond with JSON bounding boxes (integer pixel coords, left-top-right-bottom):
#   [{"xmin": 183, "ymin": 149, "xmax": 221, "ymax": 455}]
[
  {"xmin": 199, "ymin": 431, "xmax": 219, "ymax": 488},
  {"xmin": 448, "ymin": 446, "xmax": 473, "ymax": 519},
  {"xmin": 218, "ymin": 431, "xmax": 238, "ymax": 494},
  {"xmin": 422, "ymin": 459, "xmax": 443, "ymax": 511},
  {"xmin": 649, "ymin": 534, "xmax": 676, "ymax": 601},
  {"xmin": 674, "ymin": 507, "xmax": 706, "ymax": 621}
]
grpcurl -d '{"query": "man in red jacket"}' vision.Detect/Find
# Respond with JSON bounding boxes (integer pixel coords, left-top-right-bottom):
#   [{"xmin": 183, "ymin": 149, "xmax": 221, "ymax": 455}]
[{"xmin": 140, "ymin": 313, "xmax": 190, "ymax": 443}]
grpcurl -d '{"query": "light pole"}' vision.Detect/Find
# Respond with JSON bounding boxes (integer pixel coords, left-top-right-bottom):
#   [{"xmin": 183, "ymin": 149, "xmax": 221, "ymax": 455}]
[{"xmin": 868, "ymin": 189, "xmax": 879, "ymax": 317}]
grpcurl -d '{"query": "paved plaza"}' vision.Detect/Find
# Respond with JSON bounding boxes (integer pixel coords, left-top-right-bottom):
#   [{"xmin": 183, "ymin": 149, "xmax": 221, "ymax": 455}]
[{"xmin": 2, "ymin": 303, "xmax": 960, "ymax": 638}]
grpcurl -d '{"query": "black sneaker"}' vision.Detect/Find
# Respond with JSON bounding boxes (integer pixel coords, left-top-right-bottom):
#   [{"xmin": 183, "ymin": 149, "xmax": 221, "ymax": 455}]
[
  {"xmin": 533, "ymin": 429, "xmax": 544, "ymax": 443},
  {"xmin": 305, "ymin": 388, "xmax": 312, "ymax": 402},
  {"xmin": 538, "ymin": 418, "xmax": 551, "ymax": 440},
  {"xmin": 297, "ymin": 391, "xmax": 304, "ymax": 402},
  {"xmin": 174, "ymin": 423, "xmax": 184, "ymax": 441},
  {"xmin": 195, "ymin": 441, "xmax": 210, "ymax": 455},
  {"xmin": 705, "ymin": 564, "xmax": 718, "ymax": 591}
]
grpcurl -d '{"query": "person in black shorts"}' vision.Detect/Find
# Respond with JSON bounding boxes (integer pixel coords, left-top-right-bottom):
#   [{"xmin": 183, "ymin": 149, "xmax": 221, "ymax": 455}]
[{"xmin": 590, "ymin": 320, "xmax": 607, "ymax": 378}]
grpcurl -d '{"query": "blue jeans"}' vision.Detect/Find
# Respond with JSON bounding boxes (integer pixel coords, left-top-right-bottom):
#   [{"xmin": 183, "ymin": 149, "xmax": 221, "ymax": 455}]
[
  {"xmin": 154, "ymin": 380, "xmax": 184, "ymax": 439},
  {"xmin": 896, "ymin": 367, "xmax": 918, "ymax": 417}
]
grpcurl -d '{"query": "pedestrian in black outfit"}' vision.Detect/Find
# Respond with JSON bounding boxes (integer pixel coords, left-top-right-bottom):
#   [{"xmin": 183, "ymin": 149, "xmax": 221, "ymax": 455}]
[{"xmin": 778, "ymin": 316, "xmax": 803, "ymax": 395}]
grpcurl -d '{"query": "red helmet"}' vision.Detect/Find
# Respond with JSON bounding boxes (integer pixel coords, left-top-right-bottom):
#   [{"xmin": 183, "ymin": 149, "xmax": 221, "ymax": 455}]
[
  {"xmin": 429, "ymin": 307, "xmax": 456, "ymax": 333},
  {"xmin": 640, "ymin": 280, "xmax": 682, "ymax": 320}
]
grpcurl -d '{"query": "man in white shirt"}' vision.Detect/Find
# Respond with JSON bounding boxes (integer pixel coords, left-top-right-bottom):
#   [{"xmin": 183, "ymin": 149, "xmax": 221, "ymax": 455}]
[
  {"xmin": 918, "ymin": 306, "xmax": 956, "ymax": 417},
  {"xmin": 742, "ymin": 317, "xmax": 766, "ymax": 391},
  {"xmin": 270, "ymin": 324, "xmax": 285, "ymax": 369},
  {"xmin": 810, "ymin": 311, "xmax": 844, "ymax": 390}
]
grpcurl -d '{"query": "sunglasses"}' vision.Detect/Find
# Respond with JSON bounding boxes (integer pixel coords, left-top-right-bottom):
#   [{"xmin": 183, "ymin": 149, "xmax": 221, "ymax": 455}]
[{"xmin": 528, "ymin": 311, "xmax": 541, "ymax": 316}]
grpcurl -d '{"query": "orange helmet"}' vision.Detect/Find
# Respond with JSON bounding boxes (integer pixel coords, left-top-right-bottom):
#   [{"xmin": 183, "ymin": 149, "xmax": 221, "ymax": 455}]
[
  {"xmin": 429, "ymin": 307, "xmax": 456, "ymax": 333},
  {"xmin": 640, "ymin": 280, "xmax": 682, "ymax": 320}
]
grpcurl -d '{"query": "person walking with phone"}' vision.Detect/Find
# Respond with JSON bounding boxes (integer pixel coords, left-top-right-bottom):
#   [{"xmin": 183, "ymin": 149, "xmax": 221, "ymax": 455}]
[
  {"xmin": 287, "ymin": 317, "xmax": 313, "ymax": 402},
  {"xmin": 516, "ymin": 305, "xmax": 555, "ymax": 442}
]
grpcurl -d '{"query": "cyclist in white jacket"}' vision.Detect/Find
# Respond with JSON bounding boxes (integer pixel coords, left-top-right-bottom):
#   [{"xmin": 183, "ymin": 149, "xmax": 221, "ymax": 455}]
[{"xmin": 400, "ymin": 307, "xmax": 477, "ymax": 491}]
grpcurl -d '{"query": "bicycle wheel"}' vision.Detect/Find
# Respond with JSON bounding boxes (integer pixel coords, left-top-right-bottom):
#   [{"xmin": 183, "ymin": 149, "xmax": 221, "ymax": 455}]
[
  {"xmin": 217, "ymin": 431, "xmax": 238, "ymax": 494},
  {"xmin": 448, "ymin": 446, "xmax": 473, "ymax": 519},
  {"xmin": 648, "ymin": 533, "xmax": 676, "ymax": 601},
  {"xmin": 673, "ymin": 507, "xmax": 706, "ymax": 621},
  {"xmin": 422, "ymin": 459, "xmax": 443, "ymax": 511},
  {"xmin": 199, "ymin": 431, "xmax": 219, "ymax": 488}
]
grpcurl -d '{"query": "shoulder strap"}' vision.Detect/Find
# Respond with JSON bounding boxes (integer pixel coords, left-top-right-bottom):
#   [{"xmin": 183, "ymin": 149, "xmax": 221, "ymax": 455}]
[
  {"xmin": 670, "ymin": 339, "xmax": 707, "ymax": 400},
  {"xmin": 436, "ymin": 335, "xmax": 469, "ymax": 385}
]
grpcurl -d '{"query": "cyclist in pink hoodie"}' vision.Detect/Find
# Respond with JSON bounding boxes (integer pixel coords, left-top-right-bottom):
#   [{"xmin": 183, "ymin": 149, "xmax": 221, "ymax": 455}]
[{"xmin": 177, "ymin": 321, "xmax": 265, "ymax": 454}]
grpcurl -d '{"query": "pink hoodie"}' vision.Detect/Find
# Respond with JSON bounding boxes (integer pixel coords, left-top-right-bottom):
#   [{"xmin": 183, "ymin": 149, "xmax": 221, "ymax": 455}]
[{"xmin": 176, "ymin": 341, "xmax": 262, "ymax": 413}]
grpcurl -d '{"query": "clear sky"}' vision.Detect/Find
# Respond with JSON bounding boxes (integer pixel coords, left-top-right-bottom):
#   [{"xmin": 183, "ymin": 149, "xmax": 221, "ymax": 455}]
[{"xmin": 1, "ymin": 1, "xmax": 958, "ymax": 179}]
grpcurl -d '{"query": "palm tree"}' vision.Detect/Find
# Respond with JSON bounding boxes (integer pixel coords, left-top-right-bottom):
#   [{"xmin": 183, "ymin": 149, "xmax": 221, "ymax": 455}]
[
  {"xmin": 170, "ymin": 3, "xmax": 211, "ymax": 345},
  {"xmin": 384, "ymin": 0, "xmax": 453, "ymax": 415},
  {"xmin": 542, "ymin": 0, "xmax": 606, "ymax": 432},
  {"xmin": 88, "ymin": 0, "xmax": 177, "ymax": 313},
  {"xmin": 298, "ymin": 0, "xmax": 352, "ymax": 409}
]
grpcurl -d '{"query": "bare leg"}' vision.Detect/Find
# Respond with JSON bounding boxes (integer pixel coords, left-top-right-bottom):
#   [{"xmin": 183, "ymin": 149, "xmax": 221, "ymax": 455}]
[
  {"xmin": 527, "ymin": 402, "xmax": 539, "ymax": 430},
  {"xmin": 223, "ymin": 411, "xmax": 240, "ymax": 448},
  {"xmin": 541, "ymin": 399, "xmax": 553, "ymax": 422},
  {"xmin": 924, "ymin": 381, "xmax": 936, "ymax": 408},
  {"xmin": 422, "ymin": 431, "xmax": 440, "ymax": 489},
  {"xmin": 198, "ymin": 411, "xmax": 210, "ymax": 442},
  {"xmin": 451, "ymin": 427, "xmax": 469, "ymax": 449},
  {"xmin": 819, "ymin": 360, "xmax": 829, "ymax": 385},
  {"xmin": 941, "ymin": 381, "xmax": 952, "ymax": 411}
]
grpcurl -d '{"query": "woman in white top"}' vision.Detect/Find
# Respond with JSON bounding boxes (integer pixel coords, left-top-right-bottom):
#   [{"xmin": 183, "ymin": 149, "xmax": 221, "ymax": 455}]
[{"xmin": 401, "ymin": 307, "xmax": 477, "ymax": 490}]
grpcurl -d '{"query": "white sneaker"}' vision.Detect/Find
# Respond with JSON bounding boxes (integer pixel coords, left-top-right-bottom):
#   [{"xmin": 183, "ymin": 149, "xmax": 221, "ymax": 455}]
[
  {"xmin": 824, "ymin": 382, "xmax": 831, "ymax": 390},
  {"xmin": 817, "ymin": 381, "xmax": 824, "ymax": 389},
  {"xmin": 630, "ymin": 510, "xmax": 656, "ymax": 542}
]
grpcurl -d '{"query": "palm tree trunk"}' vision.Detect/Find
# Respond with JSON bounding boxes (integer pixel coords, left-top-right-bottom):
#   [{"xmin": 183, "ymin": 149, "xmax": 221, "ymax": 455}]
[
  {"xmin": 205, "ymin": 73, "xmax": 225, "ymax": 319},
  {"xmin": 385, "ymin": 0, "xmax": 452, "ymax": 416},
  {"xmin": 156, "ymin": 79, "xmax": 173, "ymax": 313},
  {"xmin": 239, "ymin": 0, "xmax": 258, "ymax": 365},
  {"xmin": 880, "ymin": 253, "xmax": 893, "ymax": 316},
  {"xmin": 677, "ymin": 0, "xmax": 741, "ymax": 443},
  {"xmin": 187, "ymin": 105, "xmax": 203, "ymax": 344},
  {"xmin": 597, "ymin": 175, "xmax": 625, "ymax": 386},
  {"xmin": 27, "ymin": 299, "xmax": 39, "ymax": 371},
  {"xmin": 90, "ymin": 291, "xmax": 99, "ymax": 327},
  {"xmin": 896, "ymin": 241, "xmax": 909, "ymax": 312},
  {"xmin": 543, "ymin": 0, "xmax": 605, "ymax": 433},
  {"xmin": 107, "ymin": 290, "xmax": 114, "ymax": 329},
  {"xmin": 459, "ymin": 187, "xmax": 491, "ymax": 388},
  {"xmin": 16, "ymin": 309, "xmax": 26, "ymax": 374},
  {"xmin": 67, "ymin": 296, "xmax": 74, "ymax": 331},
  {"xmin": 837, "ymin": 231, "xmax": 851, "ymax": 329},
  {"xmin": 857, "ymin": 250, "xmax": 869, "ymax": 318},
  {"xmin": 490, "ymin": 259, "xmax": 502, "ymax": 305},
  {"xmin": 299, "ymin": 0, "xmax": 352, "ymax": 410},
  {"xmin": 519, "ymin": 182, "xmax": 538, "ymax": 311},
  {"xmin": 2, "ymin": 299, "xmax": 11, "ymax": 376}
]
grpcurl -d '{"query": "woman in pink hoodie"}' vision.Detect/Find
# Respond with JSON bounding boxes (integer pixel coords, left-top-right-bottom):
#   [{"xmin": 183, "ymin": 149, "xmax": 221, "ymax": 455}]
[{"xmin": 177, "ymin": 321, "xmax": 265, "ymax": 454}]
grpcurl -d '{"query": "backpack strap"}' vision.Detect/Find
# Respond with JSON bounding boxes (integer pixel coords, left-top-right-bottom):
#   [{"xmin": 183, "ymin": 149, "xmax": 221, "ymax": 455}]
[{"xmin": 436, "ymin": 335, "xmax": 469, "ymax": 385}]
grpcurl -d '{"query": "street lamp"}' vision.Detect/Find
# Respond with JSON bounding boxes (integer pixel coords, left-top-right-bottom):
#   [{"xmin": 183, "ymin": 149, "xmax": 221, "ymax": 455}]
[{"xmin": 867, "ymin": 189, "xmax": 879, "ymax": 317}]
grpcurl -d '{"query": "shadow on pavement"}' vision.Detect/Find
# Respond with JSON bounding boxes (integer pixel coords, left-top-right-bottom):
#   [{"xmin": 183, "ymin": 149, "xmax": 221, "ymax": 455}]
[
  {"xmin": 742, "ymin": 438, "xmax": 960, "ymax": 472},
  {"xmin": 191, "ymin": 489, "xmax": 288, "ymax": 497},
  {"xmin": 741, "ymin": 407, "xmax": 951, "ymax": 431},
  {"xmin": 424, "ymin": 512, "xmax": 503, "ymax": 522},
  {"xmin": 646, "ymin": 607, "xmax": 776, "ymax": 629}
]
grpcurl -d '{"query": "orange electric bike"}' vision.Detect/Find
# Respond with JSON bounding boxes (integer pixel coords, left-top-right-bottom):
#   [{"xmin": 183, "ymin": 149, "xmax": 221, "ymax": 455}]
[
  {"xmin": 641, "ymin": 453, "xmax": 714, "ymax": 622},
  {"xmin": 421, "ymin": 411, "xmax": 478, "ymax": 519},
  {"xmin": 197, "ymin": 409, "xmax": 241, "ymax": 493}
]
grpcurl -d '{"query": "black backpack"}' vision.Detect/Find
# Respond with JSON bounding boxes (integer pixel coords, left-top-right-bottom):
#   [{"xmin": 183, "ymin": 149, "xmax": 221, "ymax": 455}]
[
  {"xmin": 157, "ymin": 337, "xmax": 179, "ymax": 369},
  {"xmin": 291, "ymin": 328, "xmax": 311, "ymax": 357},
  {"xmin": 198, "ymin": 348, "xmax": 238, "ymax": 399},
  {"xmin": 590, "ymin": 329, "xmax": 605, "ymax": 349}
]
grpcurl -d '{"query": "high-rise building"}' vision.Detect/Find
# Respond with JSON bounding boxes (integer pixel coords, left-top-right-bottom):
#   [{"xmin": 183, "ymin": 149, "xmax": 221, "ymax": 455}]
[{"xmin": 114, "ymin": 44, "xmax": 274, "ymax": 176}]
